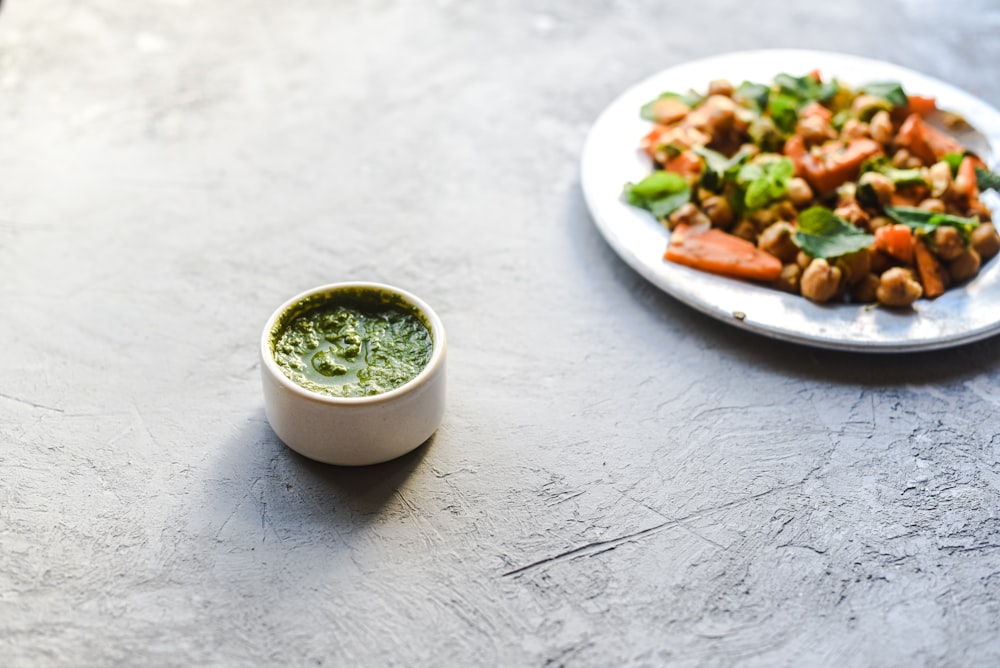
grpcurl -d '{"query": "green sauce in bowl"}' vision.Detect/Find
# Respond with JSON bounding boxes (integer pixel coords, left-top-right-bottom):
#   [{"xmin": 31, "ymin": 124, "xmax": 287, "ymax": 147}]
[{"xmin": 271, "ymin": 291, "xmax": 433, "ymax": 398}]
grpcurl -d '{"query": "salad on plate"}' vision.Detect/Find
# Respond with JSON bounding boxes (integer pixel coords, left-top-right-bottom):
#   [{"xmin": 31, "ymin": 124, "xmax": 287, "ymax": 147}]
[{"xmin": 624, "ymin": 70, "xmax": 1000, "ymax": 309}]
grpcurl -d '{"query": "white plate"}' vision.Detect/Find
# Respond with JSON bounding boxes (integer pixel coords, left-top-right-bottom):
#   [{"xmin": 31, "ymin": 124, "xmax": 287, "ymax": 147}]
[{"xmin": 580, "ymin": 49, "xmax": 1000, "ymax": 352}]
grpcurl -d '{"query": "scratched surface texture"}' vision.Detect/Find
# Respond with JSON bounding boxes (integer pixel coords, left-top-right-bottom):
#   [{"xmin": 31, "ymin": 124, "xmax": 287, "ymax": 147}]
[{"xmin": 3, "ymin": 0, "xmax": 1000, "ymax": 666}]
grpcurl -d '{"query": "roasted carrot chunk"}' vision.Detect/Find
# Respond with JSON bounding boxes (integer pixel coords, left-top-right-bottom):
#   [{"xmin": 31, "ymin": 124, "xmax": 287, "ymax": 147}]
[
  {"xmin": 661, "ymin": 149, "xmax": 704, "ymax": 183},
  {"xmin": 664, "ymin": 223, "xmax": 783, "ymax": 282},
  {"xmin": 785, "ymin": 136, "xmax": 882, "ymax": 195},
  {"xmin": 953, "ymin": 154, "xmax": 981, "ymax": 202},
  {"xmin": 913, "ymin": 237, "xmax": 947, "ymax": 299},
  {"xmin": 906, "ymin": 94, "xmax": 937, "ymax": 116},
  {"xmin": 640, "ymin": 125, "xmax": 668, "ymax": 159},
  {"xmin": 896, "ymin": 113, "xmax": 965, "ymax": 164},
  {"xmin": 874, "ymin": 224, "xmax": 915, "ymax": 265},
  {"xmin": 799, "ymin": 100, "xmax": 833, "ymax": 123}
]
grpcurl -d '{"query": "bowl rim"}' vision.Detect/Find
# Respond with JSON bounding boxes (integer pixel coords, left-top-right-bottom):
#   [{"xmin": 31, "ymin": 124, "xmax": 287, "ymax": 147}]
[{"xmin": 260, "ymin": 281, "xmax": 446, "ymax": 406}]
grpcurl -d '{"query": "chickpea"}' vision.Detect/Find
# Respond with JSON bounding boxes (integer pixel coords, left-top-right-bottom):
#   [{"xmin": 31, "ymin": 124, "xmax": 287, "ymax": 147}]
[
  {"xmin": 797, "ymin": 115, "xmax": 837, "ymax": 145},
  {"xmin": 800, "ymin": 258, "xmax": 843, "ymax": 303},
  {"xmin": 851, "ymin": 94, "xmax": 884, "ymax": 117},
  {"xmin": 850, "ymin": 273, "xmax": 880, "ymax": 303},
  {"xmin": 775, "ymin": 200, "xmax": 798, "ymax": 221},
  {"xmin": 834, "ymin": 200, "xmax": 870, "ymax": 228},
  {"xmin": 758, "ymin": 221, "xmax": 799, "ymax": 263},
  {"xmin": 858, "ymin": 171, "xmax": 894, "ymax": 205},
  {"xmin": 687, "ymin": 95, "xmax": 738, "ymax": 135},
  {"xmin": 927, "ymin": 161, "xmax": 953, "ymax": 198},
  {"xmin": 837, "ymin": 182, "xmax": 858, "ymax": 204},
  {"xmin": 892, "ymin": 148, "xmax": 922, "ymax": 169},
  {"xmin": 731, "ymin": 219, "xmax": 757, "ymax": 242},
  {"xmin": 796, "ymin": 250, "xmax": 813, "ymax": 269},
  {"xmin": 701, "ymin": 194, "xmax": 733, "ymax": 228},
  {"xmin": 773, "ymin": 263, "xmax": 802, "ymax": 294},
  {"xmin": 869, "ymin": 110, "xmax": 894, "ymax": 146},
  {"xmin": 933, "ymin": 226, "xmax": 965, "ymax": 261},
  {"xmin": 749, "ymin": 207, "xmax": 777, "ymax": 231},
  {"xmin": 918, "ymin": 198, "xmax": 946, "ymax": 213},
  {"xmin": 876, "ymin": 267, "xmax": 923, "ymax": 307},
  {"xmin": 971, "ymin": 222, "xmax": 1000, "ymax": 260},
  {"xmin": 841, "ymin": 118, "xmax": 871, "ymax": 141},
  {"xmin": 787, "ymin": 177, "xmax": 814, "ymax": 207},
  {"xmin": 667, "ymin": 202, "xmax": 710, "ymax": 230},
  {"xmin": 708, "ymin": 79, "xmax": 734, "ymax": 97},
  {"xmin": 948, "ymin": 248, "xmax": 982, "ymax": 283}
]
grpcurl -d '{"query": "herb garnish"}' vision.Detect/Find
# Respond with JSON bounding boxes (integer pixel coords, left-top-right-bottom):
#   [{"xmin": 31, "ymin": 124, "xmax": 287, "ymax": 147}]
[
  {"xmin": 623, "ymin": 171, "xmax": 691, "ymax": 219},
  {"xmin": 792, "ymin": 207, "xmax": 875, "ymax": 259}
]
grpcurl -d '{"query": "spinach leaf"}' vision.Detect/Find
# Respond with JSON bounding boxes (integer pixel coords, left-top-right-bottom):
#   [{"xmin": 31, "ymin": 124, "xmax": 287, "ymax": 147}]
[
  {"xmin": 976, "ymin": 166, "xmax": 1000, "ymax": 193},
  {"xmin": 735, "ymin": 81, "xmax": 770, "ymax": 111},
  {"xmin": 756, "ymin": 73, "xmax": 840, "ymax": 134},
  {"xmin": 623, "ymin": 171, "xmax": 691, "ymax": 219},
  {"xmin": 885, "ymin": 206, "xmax": 979, "ymax": 239},
  {"xmin": 773, "ymin": 72, "xmax": 839, "ymax": 104},
  {"xmin": 792, "ymin": 207, "xmax": 875, "ymax": 259},
  {"xmin": 737, "ymin": 158, "xmax": 795, "ymax": 211},
  {"xmin": 859, "ymin": 81, "xmax": 908, "ymax": 108},
  {"xmin": 694, "ymin": 145, "xmax": 753, "ymax": 191},
  {"xmin": 768, "ymin": 93, "xmax": 800, "ymax": 133}
]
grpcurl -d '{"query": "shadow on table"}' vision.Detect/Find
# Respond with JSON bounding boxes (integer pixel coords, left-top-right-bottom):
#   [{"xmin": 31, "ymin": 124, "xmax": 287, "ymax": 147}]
[
  {"xmin": 283, "ymin": 424, "xmax": 434, "ymax": 511},
  {"xmin": 566, "ymin": 182, "xmax": 1000, "ymax": 389},
  {"xmin": 209, "ymin": 407, "xmax": 435, "ymax": 534}
]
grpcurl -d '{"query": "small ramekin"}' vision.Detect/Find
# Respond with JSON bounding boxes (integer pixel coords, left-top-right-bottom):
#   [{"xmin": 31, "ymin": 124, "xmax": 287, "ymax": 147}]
[{"xmin": 260, "ymin": 282, "xmax": 447, "ymax": 466}]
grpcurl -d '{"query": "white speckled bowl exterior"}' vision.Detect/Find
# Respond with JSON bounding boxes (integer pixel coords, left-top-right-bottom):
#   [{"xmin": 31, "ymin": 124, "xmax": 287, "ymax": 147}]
[{"xmin": 260, "ymin": 282, "xmax": 446, "ymax": 466}]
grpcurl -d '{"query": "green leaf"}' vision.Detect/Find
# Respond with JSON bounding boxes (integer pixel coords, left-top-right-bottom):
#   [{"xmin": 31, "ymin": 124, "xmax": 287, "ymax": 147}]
[
  {"xmin": 976, "ymin": 165, "xmax": 1000, "ymax": 193},
  {"xmin": 770, "ymin": 158, "xmax": 794, "ymax": 182},
  {"xmin": 735, "ymin": 81, "xmax": 770, "ymax": 111},
  {"xmin": 693, "ymin": 146, "xmax": 731, "ymax": 174},
  {"xmin": 884, "ymin": 206, "xmax": 979, "ymax": 239},
  {"xmin": 623, "ymin": 171, "xmax": 691, "ymax": 219},
  {"xmin": 736, "ymin": 158, "xmax": 795, "ymax": 211},
  {"xmin": 737, "ymin": 163, "xmax": 763, "ymax": 183},
  {"xmin": 859, "ymin": 81, "xmax": 908, "ymax": 108},
  {"xmin": 744, "ymin": 178, "xmax": 772, "ymax": 210},
  {"xmin": 768, "ymin": 93, "xmax": 799, "ymax": 133},
  {"xmin": 792, "ymin": 207, "xmax": 875, "ymax": 259},
  {"xmin": 774, "ymin": 73, "xmax": 839, "ymax": 104},
  {"xmin": 693, "ymin": 145, "xmax": 752, "ymax": 192}
]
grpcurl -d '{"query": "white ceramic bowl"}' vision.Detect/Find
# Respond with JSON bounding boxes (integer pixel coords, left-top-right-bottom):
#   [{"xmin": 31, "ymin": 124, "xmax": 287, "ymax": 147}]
[{"xmin": 260, "ymin": 282, "xmax": 447, "ymax": 466}]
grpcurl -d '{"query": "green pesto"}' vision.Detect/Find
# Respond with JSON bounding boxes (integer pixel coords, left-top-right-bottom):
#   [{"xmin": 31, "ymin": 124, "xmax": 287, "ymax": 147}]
[{"xmin": 271, "ymin": 289, "xmax": 432, "ymax": 398}]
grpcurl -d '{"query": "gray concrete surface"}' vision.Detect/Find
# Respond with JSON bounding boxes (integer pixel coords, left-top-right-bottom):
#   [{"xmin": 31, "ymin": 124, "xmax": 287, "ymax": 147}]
[{"xmin": 3, "ymin": 0, "xmax": 1000, "ymax": 665}]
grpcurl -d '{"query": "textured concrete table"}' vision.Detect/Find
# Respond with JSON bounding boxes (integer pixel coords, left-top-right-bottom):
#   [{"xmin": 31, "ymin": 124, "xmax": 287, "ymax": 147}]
[{"xmin": 4, "ymin": 1, "xmax": 1000, "ymax": 666}]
